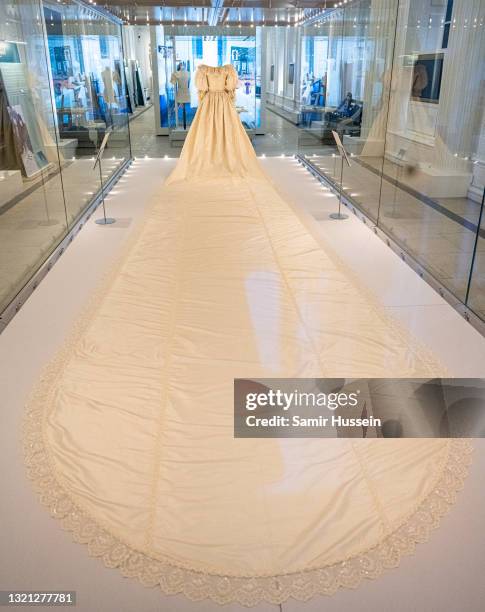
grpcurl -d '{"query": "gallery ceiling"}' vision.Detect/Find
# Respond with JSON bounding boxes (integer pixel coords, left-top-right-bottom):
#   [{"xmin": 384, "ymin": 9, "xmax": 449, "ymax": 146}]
[{"xmin": 97, "ymin": 0, "xmax": 348, "ymax": 26}]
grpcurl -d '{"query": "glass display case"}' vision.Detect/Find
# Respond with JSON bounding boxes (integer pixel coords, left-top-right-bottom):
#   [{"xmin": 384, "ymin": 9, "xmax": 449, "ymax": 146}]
[
  {"xmin": 0, "ymin": 0, "xmax": 131, "ymax": 323},
  {"xmin": 43, "ymin": 1, "xmax": 131, "ymax": 168},
  {"xmin": 156, "ymin": 28, "xmax": 260, "ymax": 136},
  {"xmin": 288, "ymin": 0, "xmax": 485, "ymax": 323}
]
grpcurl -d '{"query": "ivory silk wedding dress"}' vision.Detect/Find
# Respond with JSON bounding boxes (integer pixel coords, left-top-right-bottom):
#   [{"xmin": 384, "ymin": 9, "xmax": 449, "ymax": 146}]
[{"xmin": 25, "ymin": 65, "xmax": 470, "ymax": 606}]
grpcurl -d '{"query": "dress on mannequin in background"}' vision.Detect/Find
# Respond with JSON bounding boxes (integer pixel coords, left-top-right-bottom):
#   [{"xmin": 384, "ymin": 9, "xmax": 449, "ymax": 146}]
[
  {"xmin": 25, "ymin": 61, "xmax": 471, "ymax": 606},
  {"xmin": 170, "ymin": 68, "xmax": 190, "ymax": 104},
  {"xmin": 112, "ymin": 68, "xmax": 122, "ymax": 101},
  {"xmin": 170, "ymin": 67, "xmax": 190, "ymax": 129},
  {"xmin": 101, "ymin": 67, "xmax": 115, "ymax": 105}
]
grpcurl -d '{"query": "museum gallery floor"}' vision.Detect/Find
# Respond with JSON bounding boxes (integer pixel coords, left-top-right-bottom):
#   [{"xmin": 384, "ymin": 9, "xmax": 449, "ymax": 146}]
[{"xmin": 22, "ymin": 167, "xmax": 471, "ymax": 605}]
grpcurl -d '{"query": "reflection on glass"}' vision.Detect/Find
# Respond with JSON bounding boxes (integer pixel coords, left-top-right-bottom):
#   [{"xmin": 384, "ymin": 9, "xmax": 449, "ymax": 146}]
[
  {"xmin": 0, "ymin": 0, "xmax": 131, "ymax": 318},
  {"xmin": 293, "ymin": 0, "xmax": 485, "ymax": 321},
  {"xmin": 378, "ymin": 0, "xmax": 484, "ymax": 304},
  {"xmin": 339, "ymin": 0, "xmax": 397, "ymax": 222},
  {"xmin": 0, "ymin": 0, "xmax": 68, "ymax": 313},
  {"xmin": 44, "ymin": 0, "xmax": 131, "ymax": 224},
  {"xmin": 296, "ymin": 0, "xmax": 398, "ymax": 222}
]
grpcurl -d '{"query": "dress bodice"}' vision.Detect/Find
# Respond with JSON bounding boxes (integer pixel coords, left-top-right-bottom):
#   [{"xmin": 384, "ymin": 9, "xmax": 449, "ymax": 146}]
[{"xmin": 195, "ymin": 64, "xmax": 239, "ymax": 100}]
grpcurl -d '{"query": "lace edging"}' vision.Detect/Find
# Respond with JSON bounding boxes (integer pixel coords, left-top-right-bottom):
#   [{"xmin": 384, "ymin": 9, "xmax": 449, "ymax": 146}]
[{"xmin": 23, "ymin": 402, "xmax": 472, "ymax": 607}]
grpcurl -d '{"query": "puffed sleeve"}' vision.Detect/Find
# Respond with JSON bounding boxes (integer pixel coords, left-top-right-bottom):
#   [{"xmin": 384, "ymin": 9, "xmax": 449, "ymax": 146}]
[
  {"xmin": 195, "ymin": 66, "xmax": 208, "ymax": 102},
  {"xmin": 224, "ymin": 65, "xmax": 239, "ymax": 101}
]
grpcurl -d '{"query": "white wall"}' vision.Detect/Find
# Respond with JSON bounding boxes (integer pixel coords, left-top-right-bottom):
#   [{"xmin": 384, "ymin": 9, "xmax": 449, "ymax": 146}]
[{"xmin": 264, "ymin": 27, "xmax": 302, "ymax": 113}]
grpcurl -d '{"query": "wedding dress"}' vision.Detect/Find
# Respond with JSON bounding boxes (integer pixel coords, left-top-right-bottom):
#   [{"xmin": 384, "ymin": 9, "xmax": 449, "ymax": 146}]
[
  {"xmin": 24, "ymin": 63, "xmax": 470, "ymax": 606},
  {"xmin": 166, "ymin": 64, "xmax": 264, "ymax": 182}
]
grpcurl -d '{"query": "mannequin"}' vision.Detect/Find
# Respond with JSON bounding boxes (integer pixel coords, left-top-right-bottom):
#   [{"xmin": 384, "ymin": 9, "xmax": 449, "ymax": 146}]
[
  {"xmin": 101, "ymin": 66, "xmax": 115, "ymax": 105},
  {"xmin": 170, "ymin": 62, "xmax": 190, "ymax": 129},
  {"xmin": 102, "ymin": 66, "xmax": 121, "ymax": 127}
]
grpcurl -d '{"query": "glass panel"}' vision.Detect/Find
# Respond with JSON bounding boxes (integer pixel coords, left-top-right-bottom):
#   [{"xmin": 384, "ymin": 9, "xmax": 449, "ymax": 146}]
[
  {"xmin": 43, "ymin": 0, "xmax": 131, "ymax": 225},
  {"xmin": 0, "ymin": 0, "xmax": 131, "ymax": 318},
  {"xmin": 260, "ymin": 0, "xmax": 484, "ymax": 324},
  {"xmin": 466, "ymin": 193, "xmax": 485, "ymax": 320},
  {"xmin": 0, "ymin": 0, "xmax": 68, "ymax": 313},
  {"xmin": 298, "ymin": 10, "xmax": 346, "ymax": 159},
  {"xmin": 262, "ymin": 11, "xmax": 345, "ymax": 156},
  {"xmin": 339, "ymin": 0, "xmax": 399, "ymax": 223},
  {"xmin": 294, "ymin": 1, "xmax": 399, "ymax": 223},
  {"xmin": 377, "ymin": 0, "xmax": 485, "ymax": 305},
  {"xmin": 97, "ymin": 16, "xmax": 131, "ymax": 183},
  {"xmin": 120, "ymin": 24, "xmax": 153, "ymax": 159}
]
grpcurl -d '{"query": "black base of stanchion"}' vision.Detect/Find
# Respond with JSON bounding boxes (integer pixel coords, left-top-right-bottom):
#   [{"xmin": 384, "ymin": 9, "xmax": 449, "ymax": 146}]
[
  {"xmin": 95, "ymin": 218, "xmax": 116, "ymax": 225},
  {"xmin": 329, "ymin": 212, "xmax": 349, "ymax": 220}
]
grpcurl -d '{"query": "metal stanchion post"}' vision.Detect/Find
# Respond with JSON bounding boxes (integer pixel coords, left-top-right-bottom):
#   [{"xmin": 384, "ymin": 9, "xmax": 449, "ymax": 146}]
[
  {"xmin": 330, "ymin": 131, "xmax": 349, "ymax": 221},
  {"xmin": 94, "ymin": 131, "xmax": 116, "ymax": 225}
]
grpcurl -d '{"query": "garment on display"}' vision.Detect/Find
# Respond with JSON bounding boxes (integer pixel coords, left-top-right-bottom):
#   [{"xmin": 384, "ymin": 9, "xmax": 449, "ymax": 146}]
[
  {"xmin": 0, "ymin": 62, "xmax": 50, "ymax": 178},
  {"xmin": 24, "ymin": 62, "xmax": 472, "ymax": 606},
  {"xmin": 170, "ymin": 63, "xmax": 191, "ymax": 130},
  {"xmin": 170, "ymin": 64, "xmax": 191, "ymax": 105},
  {"xmin": 101, "ymin": 67, "xmax": 116, "ymax": 105},
  {"xmin": 166, "ymin": 64, "xmax": 263, "ymax": 183},
  {"xmin": 26, "ymin": 70, "xmax": 64, "ymax": 165}
]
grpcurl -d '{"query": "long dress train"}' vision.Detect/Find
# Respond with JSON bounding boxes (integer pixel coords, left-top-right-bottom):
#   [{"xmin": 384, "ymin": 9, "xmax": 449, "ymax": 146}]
[{"xmin": 24, "ymin": 63, "xmax": 471, "ymax": 606}]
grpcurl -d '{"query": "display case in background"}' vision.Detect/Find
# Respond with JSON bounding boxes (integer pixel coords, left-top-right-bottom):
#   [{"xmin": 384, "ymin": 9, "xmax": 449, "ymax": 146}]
[
  {"xmin": 155, "ymin": 27, "xmax": 260, "ymax": 142},
  {"xmin": 0, "ymin": 0, "xmax": 67, "ymax": 317},
  {"xmin": 43, "ymin": 1, "xmax": 131, "ymax": 173},
  {"xmin": 0, "ymin": 0, "xmax": 132, "ymax": 323},
  {"xmin": 292, "ymin": 0, "xmax": 485, "ymax": 325}
]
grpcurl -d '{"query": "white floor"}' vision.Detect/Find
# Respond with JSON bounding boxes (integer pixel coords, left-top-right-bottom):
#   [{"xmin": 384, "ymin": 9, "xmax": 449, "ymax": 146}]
[{"xmin": 1, "ymin": 158, "xmax": 484, "ymax": 612}]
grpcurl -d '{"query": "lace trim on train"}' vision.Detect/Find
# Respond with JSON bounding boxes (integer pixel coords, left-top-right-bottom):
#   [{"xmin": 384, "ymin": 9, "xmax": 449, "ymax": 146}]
[{"xmin": 24, "ymin": 383, "xmax": 472, "ymax": 607}]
